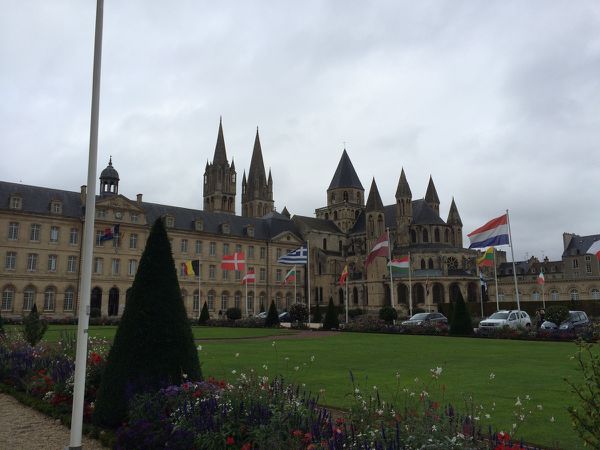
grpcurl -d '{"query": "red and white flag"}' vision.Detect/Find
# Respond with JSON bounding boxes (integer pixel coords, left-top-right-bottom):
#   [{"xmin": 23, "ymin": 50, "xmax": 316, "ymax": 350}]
[
  {"xmin": 365, "ymin": 233, "xmax": 389, "ymax": 268},
  {"xmin": 339, "ymin": 265, "xmax": 349, "ymax": 286},
  {"xmin": 221, "ymin": 252, "xmax": 246, "ymax": 271},
  {"xmin": 587, "ymin": 240, "xmax": 600, "ymax": 261},
  {"xmin": 537, "ymin": 271, "xmax": 545, "ymax": 285},
  {"xmin": 282, "ymin": 267, "xmax": 296, "ymax": 285},
  {"xmin": 241, "ymin": 268, "xmax": 255, "ymax": 284}
]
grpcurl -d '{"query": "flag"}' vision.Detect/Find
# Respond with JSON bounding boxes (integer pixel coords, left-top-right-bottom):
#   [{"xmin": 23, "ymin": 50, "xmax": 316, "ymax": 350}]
[
  {"xmin": 479, "ymin": 272, "xmax": 488, "ymax": 292},
  {"xmin": 476, "ymin": 247, "xmax": 495, "ymax": 267},
  {"xmin": 221, "ymin": 252, "xmax": 245, "ymax": 271},
  {"xmin": 339, "ymin": 265, "xmax": 349, "ymax": 286},
  {"xmin": 537, "ymin": 271, "xmax": 545, "ymax": 285},
  {"xmin": 278, "ymin": 244, "xmax": 308, "ymax": 264},
  {"xmin": 388, "ymin": 257, "xmax": 410, "ymax": 276},
  {"xmin": 100, "ymin": 224, "xmax": 120, "ymax": 242},
  {"xmin": 241, "ymin": 268, "xmax": 256, "ymax": 284},
  {"xmin": 467, "ymin": 214, "xmax": 509, "ymax": 249},
  {"xmin": 365, "ymin": 233, "xmax": 389, "ymax": 268},
  {"xmin": 282, "ymin": 267, "xmax": 296, "ymax": 285},
  {"xmin": 587, "ymin": 240, "xmax": 600, "ymax": 261},
  {"xmin": 182, "ymin": 260, "xmax": 200, "ymax": 276}
]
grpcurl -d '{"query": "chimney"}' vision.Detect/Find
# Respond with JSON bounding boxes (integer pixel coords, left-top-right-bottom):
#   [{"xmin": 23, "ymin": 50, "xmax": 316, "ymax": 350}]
[
  {"xmin": 137, "ymin": 193, "xmax": 143, "ymax": 205},
  {"xmin": 563, "ymin": 232, "xmax": 574, "ymax": 251},
  {"xmin": 80, "ymin": 185, "xmax": 86, "ymax": 205}
]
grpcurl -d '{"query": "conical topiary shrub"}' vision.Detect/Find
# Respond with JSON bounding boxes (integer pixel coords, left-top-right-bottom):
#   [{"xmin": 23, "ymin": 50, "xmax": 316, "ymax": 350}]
[
  {"xmin": 93, "ymin": 218, "xmax": 202, "ymax": 428},
  {"xmin": 449, "ymin": 289, "xmax": 474, "ymax": 336},
  {"xmin": 323, "ymin": 298, "xmax": 339, "ymax": 330},
  {"xmin": 22, "ymin": 303, "xmax": 47, "ymax": 346},
  {"xmin": 313, "ymin": 305, "xmax": 323, "ymax": 324},
  {"xmin": 198, "ymin": 301, "xmax": 210, "ymax": 325},
  {"xmin": 265, "ymin": 300, "xmax": 280, "ymax": 327}
]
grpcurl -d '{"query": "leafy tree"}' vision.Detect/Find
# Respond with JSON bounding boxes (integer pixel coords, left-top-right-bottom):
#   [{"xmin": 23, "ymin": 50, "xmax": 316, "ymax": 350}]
[
  {"xmin": 323, "ymin": 298, "xmax": 340, "ymax": 330},
  {"xmin": 265, "ymin": 301, "xmax": 280, "ymax": 327},
  {"xmin": 225, "ymin": 307, "xmax": 241, "ymax": 321},
  {"xmin": 289, "ymin": 302, "xmax": 308, "ymax": 324},
  {"xmin": 0, "ymin": 309, "xmax": 5, "ymax": 335},
  {"xmin": 449, "ymin": 290, "xmax": 473, "ymax": 336},
  {"xmin": 198, "ymin": 301, "xmax": 210, "ymax": 325},
  {"xmin": 312, "ymin": 305, "xmax": 323, "ymax": 323},
  {"xmin": 22, "ymin": 303, "xmax": 47, "ymax": 346},
  {"xmin": 379, "ymin": 306, "xmax": 398, "ymax": 324},
  {"xmin": 545, "ymin": 305, "xmax": 569, "ymax": 327},
  {"xmin": 93, "ymin": 218, "xmax": 202, "ymax": 428}
]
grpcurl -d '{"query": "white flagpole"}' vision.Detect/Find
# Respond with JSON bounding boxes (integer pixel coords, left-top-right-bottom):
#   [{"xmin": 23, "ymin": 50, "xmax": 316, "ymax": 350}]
[
  {"xmin": 244, "ymin": 272, "xmax": 248, "ymax": 317},
  {"xmin": 293, "ymin": 265, "xmax": 297, "ymax": 308},
  {"xmin": 493, "ymin": 248, "xmax": 499, "ymax": 311},
  {"xmin": 477, "ymin": 265, "xmax": 484, "ymax": 318},
  {"xmin": 69, "ymin": 0, "xmax": 103, "ymax": 448},
  {"xmin": 345, "ymin": 267, "xmax": 349, "ymax": 324},
  {"xmin": 307, "ymin": 242, "xmax": 311, "ymax": 326},
  {"xmin": 386, "ymin": 228, "xmax": 395, "ymax": 309},
  {"xmin": 198, "ymin": 258, "xmax": 201, "ymax": 320},
  {"xmin": 408, "ymin": 252, "xmax": 413, "ymax": 317},
  {"xmin": 506, "ymin": 209, "xmax": 521, "ymax": 311},
  {"xmin": 542, "ymin": 276, "xmax": 546, "ymax": 309}
]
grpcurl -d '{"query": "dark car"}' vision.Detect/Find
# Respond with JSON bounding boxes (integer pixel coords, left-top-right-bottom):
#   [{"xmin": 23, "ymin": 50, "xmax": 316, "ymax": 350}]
[
  {"xmin": 540, "ymin": 311, "xmax": 591, "ymax": 335},
  {"xmin": 401, "ymin": 312, "xmax": 448, "ymax": 328},
  {"xmin": 278, "ymin": 311, "xmax": 291, "ymax": 322}
]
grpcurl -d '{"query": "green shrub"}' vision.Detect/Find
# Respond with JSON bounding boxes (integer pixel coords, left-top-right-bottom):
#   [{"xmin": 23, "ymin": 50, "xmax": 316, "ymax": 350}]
[
  {"xmin": 0, "ymin": 310, "xmax": 4, "ymax": 335},
  {"xmin": 93, "ymin": 217, "xmax": 202, "ymax": 428},
  {"xmin": 22, "ymin": 304, "xmax": 47, "ymax": 346},
  {"xmin": 265, "ymin": 301, "xmax": 280, "ymax": 327},
  {"xmin": 379, "ymin": 306, "xmax": 398, "ymax": 324},
  {"xmin": 449, "ymin": 290, "xmax": 473, "ymax": 336},
  {"xmin": 225, "ymin": 307, "xmax": 242, "ymax": 321},
  {"xmin": 348, "ymin": 308, "xmax": 364, "ymax": 319},
  {"xmin": 313, "ymin": 306, "xmax": 323, "ymax": 323},
  {"xmin": 323, "ymin": 298, "xmax": 340, "ymax": 330},
  {"xmin": 198, "ymin": 302, "xmax": 210, "ymax": 325},
  {"xmin": 289, "ymin": 303, "xmax": 308, "ymax": 323},
  {"xmin": 545, "ymin": 305, "xmax": 569, "ymax": 326}
]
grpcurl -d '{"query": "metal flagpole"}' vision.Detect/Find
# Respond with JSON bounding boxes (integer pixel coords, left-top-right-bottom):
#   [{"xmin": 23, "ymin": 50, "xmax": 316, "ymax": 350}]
[
  {"xmin": 293, "ymin": 265, "xmax": 297, "ymax": 309},
  {"xmin": 197, "ymin": 258, "xmax": 201, "ymax": 320},
  {"xmin": 542, "ymin": 274, "xmax": 546, "ymax": 309},
  {"xmin": 245, "ymin": 273, "xmax": 248, "ymax": 317},
  {"xmin": 68, "ymin": 1, "xmax": 103, "ymax": 448},
  {"xmin": 307, "ymin": 242, "xmax": 311, "ymax": 326},
  {"xmin": 506, "ymin": 209, "xmax": 521, "ymax": 311},
  {"xmin": 345, "ymin": 269, "xmax": 349, "ymax": 324},
  {"xmin": 408, "ymin": 252, "xmax": 413, "ymax": 317},
  {"xmin": 477, "ymin": 265, "xmax": 484, "ymax": 318},
  {"xmin": 386, "ymin": 228, "xmax": 395, "ymax": 309},
  {"xmin": 493, "ymin": 248, "xmax": 499, "ymax": 311}
]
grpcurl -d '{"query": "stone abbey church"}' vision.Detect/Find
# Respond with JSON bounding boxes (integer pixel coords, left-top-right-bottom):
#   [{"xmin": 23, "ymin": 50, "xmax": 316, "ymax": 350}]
[{"xmin": 0, "ymin": 119, "xmax": 484, "ymax": 320}]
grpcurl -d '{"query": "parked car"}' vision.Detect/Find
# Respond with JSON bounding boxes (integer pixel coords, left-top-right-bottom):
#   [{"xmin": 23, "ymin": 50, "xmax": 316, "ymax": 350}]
[
  {"xmin": 279, "ymin": 311, "xmax": 291, "ymax": 322},
  {"xmin": 401, "ymin": 312, "xmax": 448, "ymax": 328},
  {"xmin": 255, "ymin": 312, "xmax": 267, "ymax": 319},
  {"xmin": 540, "ymin": 311, "xmax": 590, "ymax": 334},
  {"xmin": 479, "ymin": 310, "xmax": 531, "ymax": 331}
]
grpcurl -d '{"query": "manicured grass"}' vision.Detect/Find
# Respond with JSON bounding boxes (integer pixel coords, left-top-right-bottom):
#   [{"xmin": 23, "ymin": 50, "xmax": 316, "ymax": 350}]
[{"xmin": 198, "ymin": 332, "xmax": 591, "ymax": 449}]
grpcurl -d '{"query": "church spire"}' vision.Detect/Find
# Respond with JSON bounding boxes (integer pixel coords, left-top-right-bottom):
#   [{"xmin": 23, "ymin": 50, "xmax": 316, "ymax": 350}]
[
  {"xmin": 242, "ymin": 127, "xmax": 274, "ymax": 218},
  {"xmin": 247, "ymin": 127, "xmax": 266, "ymax": 186},
  {"xmin": 425, "ymin": 175, "xmax": 440, "ymax": 215},
  {"xmin": 447, "ymin": 197, "xmax": 463, "ymax": 226},
  {"xmin": 212, "ymin": 116, "xmax": 228, "ymax": 165},
  {"xmin": 203, "ymin": 117, "xmax": 236, "ymax": 214},
  {"xmin": 395, "ymin": 167, "xmax": 412, "ymax": 199},
  {"xmin": 328, "ymin": 149, "xmax": 363, "ymax": 190},
  {"xmin": 366, "ymin": 178, "xmax": 384, "ymax": 212}
]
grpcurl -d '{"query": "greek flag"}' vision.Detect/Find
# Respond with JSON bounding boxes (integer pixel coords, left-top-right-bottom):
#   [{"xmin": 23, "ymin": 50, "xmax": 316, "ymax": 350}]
[{"xmin": 278, "ymin": 244, "xmax": 308, "ymax": 264}]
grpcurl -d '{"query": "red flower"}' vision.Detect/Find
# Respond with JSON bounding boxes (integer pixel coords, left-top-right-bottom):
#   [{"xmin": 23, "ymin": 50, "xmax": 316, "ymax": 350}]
[
  {"xmin": 303, "ymin": 432, "xmax": 313, "ymax": 443},
  {"xmin": 292, "ymin": 429, "xmax": 303, "ymax": 437},
  {"xmin": 88, "ymin": 352, "xmax": 103, "ymax": 365},
  {"xmin": 226, "ymin": 436, "xmax": 235, "ymax": 445},
  {"xmin": 241, "ymin": 444, "xmax": 252, "ymax": 450}
]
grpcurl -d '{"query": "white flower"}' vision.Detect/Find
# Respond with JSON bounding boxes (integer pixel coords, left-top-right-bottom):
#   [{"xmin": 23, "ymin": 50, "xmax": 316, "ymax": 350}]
[
  {"xmin": 537, "ymin": 404, "xmax": 543, "ymax": 410},
  {"xmin": 355, "ymin": 388, "xmax": 360, "ymax": 394},
  {"xmin": 197, "ymin": 345, "xmax": 202, "ymax": 351},
  {"xmin": 272, "ymin": 341, "xmax": 276, "ymax": 347},
  {"xmin": 525, "ymin": 394, "xmax": 530, "ymax": 401},
  {"xmin": 550, "ymin": 416, "xmax": 555, "ymax": 423},
  {"xmin": 231, "ymin": 370, "xmax": 237, "ymax": 374},
  {"xmin": 485, "ymin": 414, "xmax": 491, "ymax": 419},
  {"xmin": 262, "ymin": 364, "xmax": 268, "ymax": 371},
  {"xmin": 515, "ymin": 397, "xmax": 522, "ymax": 406},
  {"xmin": 373, "ymin": 385, "xmax": 377, "ymax": 390},
  {"xmin": 235, "ymin": 352, "xmax": 239, "ymax": 358},
  {"xmin": 512, "ymin": 423, "xmax": 517, "ymax": 429},
  {"xmin": 310, "ymin": 355, "xmax": 315, "ymax": 362},
  {"xmin": 489, "ymin": 372, "xmax": 495, "ymax": 380},
  {"xmin": 182, "ymin": 373, "xmax": 188, "ymax": 379},
  {"xmin": 294, "ymin": 366, "xmax": 300, "ymax": 371}
]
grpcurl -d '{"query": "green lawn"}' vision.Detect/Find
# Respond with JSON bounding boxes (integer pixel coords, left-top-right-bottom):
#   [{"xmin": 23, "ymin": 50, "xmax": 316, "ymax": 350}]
[{"xmin": 5, "ymin": 324, "xmax": 591, "ymax": 448}]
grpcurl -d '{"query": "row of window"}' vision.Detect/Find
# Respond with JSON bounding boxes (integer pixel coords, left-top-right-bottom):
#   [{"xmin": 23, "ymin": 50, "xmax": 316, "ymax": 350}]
[
  {"xmin": 5, "ymin": 252, "xmax": 78, "ymax": 273},
  {"xmin": 176, "ymin": 240, "xmax": 272, "ymax": 259},
  {"xmin": 96, "ymin": 209, "xmax": 139, "ymax": 223},
  {"xmin": 179, "ymin": 264, "xmax": 302, "ymax": 283},
  {"xmin": 93, "ymin": 258, "xmax": 138, "ymax": 276},
  {"xmin": 8, "ymin": 222, "xmax": 79, "ymax": 244},
  {"xmin": 498, "ymin": 288, "xmax": 600, "ymax": 301},
  {"xmin": 186, "ymin": 289, "xmax": 299, "ymax": 313},
  {"xmin": 1, "ymin": 286, "xmax": 74, "ymax": 312},
  {"xmin": 9, "ymin": 196, "xmax": 63, "ymax": 214}
]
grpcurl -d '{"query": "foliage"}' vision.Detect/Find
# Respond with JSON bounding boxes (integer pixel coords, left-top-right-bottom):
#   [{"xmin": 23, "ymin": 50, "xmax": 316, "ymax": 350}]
[
  {"xmin": 545, "ymin": 305, "xmax": 570, "ymax": 327},
  {"xmin": 379, "ymin": 306, "xmax": 398, "ymax": 323},
  {"xmin": 265, "ymin": 301, "xmax": 280, "ymax": 327},
  {"xmin": 323, "ymin": 298, "xmax": 340, "ymax": 330},
  {"xmin": 225, "ymin": 307, "xmax": 241, "ymax": 321},
  {"xmin": 90, "ymin": 307, "xmax": 101, "ymax": 319},
  {"xmin": 93, "ymin": 218, "xmax": 202, "ymax": 428},
  {"xmin": 0, "ymin": 310, "xmax": 4, "ymax": 335},
  {"xmin": 565, "ymin": 340, "xmax": 600, "ymax": 449},
  {"xmin": 198, "ymin": 302, "xmax": 210, "ymax": 325},
  {"xmin": 348, "ymin": 308, "xmax": 364, "ymax": 319},
  {"xmin": 312, "ymin": 305, "xmax": 323, "ymax": 323},
  {"xmin": 289, "ymin": 302, "xmax": 308, "ymax": 324},
  {"xmin": 22, "ymin": 304, "xmax": 48, "ymax": 347},
  {"xmin": 450, "ymin": 290, "xmax": 474, "ymax": 336}
]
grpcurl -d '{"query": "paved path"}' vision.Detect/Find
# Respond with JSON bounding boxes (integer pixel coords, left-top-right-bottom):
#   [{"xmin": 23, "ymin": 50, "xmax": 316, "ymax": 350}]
[{"xmin": 0, "ymin": 393, "xmax": 106, "ymax": 450}]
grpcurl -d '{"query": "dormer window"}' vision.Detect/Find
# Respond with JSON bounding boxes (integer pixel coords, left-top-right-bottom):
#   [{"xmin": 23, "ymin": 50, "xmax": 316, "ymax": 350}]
[
  {"xmin": 50, "ymin": 201, "xmax": 62, "ymax": 214},
  {"xmin": 165, "ymin": 215, "xmax": 175, "ymax": 228},
  {"xmin": 194, "ymin": 219, "xmax": 204, "ymax": 231},
  {"xmin": 10, "ymin": 195, "xmax": 22, "ymax": 210},
  {"xmin": 221, "ymin": 223, "xmax": 230, "ymax": 234},
  {"xmin": 246, "ymin": 225, "xmax": 254, "ymax": 237},
  {"xmin": 96, "ymin": 209, "xmax": 106, "ymax": 219}
]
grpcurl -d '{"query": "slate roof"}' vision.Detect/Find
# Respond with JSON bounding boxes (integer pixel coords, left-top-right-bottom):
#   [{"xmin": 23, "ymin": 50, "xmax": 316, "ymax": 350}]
[
  {"xmin": 292, "ymin": 215, "xmax": 342, "ymax": 234},
  {"xmin": 365, "ymin": 178, "xmax": 384, "ymax": 211},
  {"xmin": 0, "ymin": 181, "xmax": 302, "ymax": 242},
  {"xmin": 328, "ymin": 150, "xmax": 364, "ymax": 190},
  {"xmin": 411, "ymin": 199, "xmax": 445, "ymax": 225},
  {"xmin": 563, "ymin": 233, "xmax": 600, "ymax": 257}
]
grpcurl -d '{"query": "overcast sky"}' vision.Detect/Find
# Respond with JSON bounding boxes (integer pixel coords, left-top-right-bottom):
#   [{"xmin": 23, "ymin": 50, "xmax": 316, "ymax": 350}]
[{"xmin": 2, "ymin": 1, "xmax": 599, "ymax": 261}]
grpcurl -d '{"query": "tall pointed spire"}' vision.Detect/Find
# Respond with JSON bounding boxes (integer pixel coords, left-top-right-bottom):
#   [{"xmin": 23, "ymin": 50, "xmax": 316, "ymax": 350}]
[
  {"xmin": 247, "ymin": 127, "xmax": 266, "ymax": 185},
  {"xmin": 395, "ymin": 168, "xmax": 412, "ymax": 199},
  {"xmin": 447, "ymin": 197, "xmax": 463, "ymax": 226},
  {"xmin": 212, "ymin": 116, "xmax": 228, "ymax": 165},
  {"xmin": 425, "ymin": 175, "xmax": 440, "ymax": 204},
  {"xmin": 366, "ymin": 178, "xmax": 384, "ymax": 211},
  {"xmin": 328, "ymin": 149, "xmax": 363, "ymax": 190},
  {"xmin": 242, "ymin": 127, "xmax": 274, "ymax": 218}
]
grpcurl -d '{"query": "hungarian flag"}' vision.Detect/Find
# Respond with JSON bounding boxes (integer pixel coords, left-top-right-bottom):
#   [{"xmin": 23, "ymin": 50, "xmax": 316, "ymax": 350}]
[
  {"xmin": 476, "ymin": 247, "xmax": 495, "ymax": 267},
  {"xmin": 388, "ymin": 257, "xmax": 409, "ymax": 276},
  {"xmin": 365, "ymin": 233, "xmax": 389, "ymax": 268},
  {"xmin": 182, "ymin": 260, "xmax": 200, "ymax": 276},
  {"xmin": 587, "ymin": 240, "xmax": 600, "ymax": 261},
  {"xmin": 282, "ymin": 267, "xmax": 296, "ymax": 285},
  {"xmin": 537, "ymin": 271, "xmax": 545, "ymax": 285},
  {"xmin": 221, "ymin": 252, "xmax": 246, "ymax": 271},
  {"xmin": 241, "ymin": 268, "xmax": 255, "ymax": 284},
  {"xmin": 339, "ymin": 265, "xmax": 349, "ymax": 286},
  {"xmin": 100, "ymin": 224, "xmax": 120, "ymax": 242}
]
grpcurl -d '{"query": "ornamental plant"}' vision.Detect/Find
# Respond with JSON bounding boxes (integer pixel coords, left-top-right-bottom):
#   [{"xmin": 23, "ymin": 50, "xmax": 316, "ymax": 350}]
[
  {"xmin": 265, "ymin": 300, "xmax": 280, "ymax": 327},
  {"xmin": 93, "ymin": 217, "xmax": 202, "ymax": 428},
  {"xmin": 225, "ymin": 307, "xmax": 241, "ymax": 321},
  {"xmin": 545, "ymin": 305, "xmax": 569, "ymax": 327},
  {"xmin": 450, "ymin": 290, "xmax": 474, "ymax": 336},
  {"xmin": 22, "ymin": 303, "xmax": 48, "ymax": 346},
  {"xmin": 289, "ymin": 302, "xmax": 308, "ymax": 324},
  {"xmin": 323, "ymin": 298, "xmax": 339, "ymax": 330},
  {"xmin": 198, "ymin": 301, "xmax": 210, "ymax": 325},
  {"xmin": 379, "ymin": 305, "xmax": 398, "ymax": 323},
  {"xmin": 312, "ymin": 305, "xmax": 323, "ymax": 323}
]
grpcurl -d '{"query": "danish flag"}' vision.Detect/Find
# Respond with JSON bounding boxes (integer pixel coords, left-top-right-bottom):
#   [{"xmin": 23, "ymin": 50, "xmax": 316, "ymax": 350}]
[{"xmin": 221, "ymin": 252, "xmax": 246, "ymax": 271}]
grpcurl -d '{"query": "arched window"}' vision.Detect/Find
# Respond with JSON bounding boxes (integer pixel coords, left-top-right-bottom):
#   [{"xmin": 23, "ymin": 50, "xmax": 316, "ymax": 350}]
[
  {"xmin": 532, "ymin": 291, "xmax": 540, "ymax": 301},
  {"xmin": 591, "ymin": 288, "xmax": 600, "ymax": 300},
  {"xmin": 428, "ymin": 258, "xmax": 434, "ymax": 269},
  {"xmin": 377, "ymin": 215, "xmax": 384, "ymax": 236},
  {"xmin": 275, "ymin": 293, "xmax": 282, "ymax": 310},
  {"xmin": 423, "ymin": 229, "xmax": 429, "ymax": 243},
  {"xmin": 221, "ymin": 292, "xmax": 229, "ymax": 312},
  {"xmin": 550, "ymin": 289, "xmax": 559, "ymax": 301},
  {"xmin": 343, "ymin": 191, "xmax": 348, "ymax": 201},
  {"xmin": 410, "ymin": 230, "xmax": 417, "ymax": 243},
  {"xmin": 193, "ymin": 290, "xmax": 200, "ymax": 312},
  {"xmin": 356, "ymin": 192, "xmax": 361, "ymax": 203},
  {"xmin": 434, "ymin": 228, "xmax": 440, "ymax": 242},
  {"xmin": 323, "ymin": 238, "xmax": 327, "ymax": 250},
  {"xmin": 23, "ymin": 286, "xmax": 35, "ymax": 311},
  {"xmin": 334, "ymin": 211, "xmax": 338, "ymax": 221},
  {"xmin": 570, "ymin": 289, "xmax": 579, "ymax": 301},
  {"xmin": 235, "ymin": 292, "xmax": 242, "ymax": 310},
  {"xmin": 445, "ymin": 229, "xmax": 450, "ymax": 242},
  {"xmin": 420, "ymin": 259, "xmax": 426, "ymax": 270},
  {"xmin": 44, "ymin": 286, "xmax": 56, "ymax": 311},
  {"xmin": 208, "ymin": 290, "xmax": 215, "ymax": 310},
  {"xmin": 64, "ymin": 287, "xmax": 75, "ymax": 312},
  {"xmin": 2, "ymin": 286, "xmax": 15, "ymax": 311}
]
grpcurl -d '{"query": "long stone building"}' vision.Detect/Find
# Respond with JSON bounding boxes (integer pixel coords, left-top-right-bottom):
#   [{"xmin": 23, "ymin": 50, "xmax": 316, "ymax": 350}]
[{"xmin": 1, "ymin": 119, "xmax": 487, "ymax": 320}]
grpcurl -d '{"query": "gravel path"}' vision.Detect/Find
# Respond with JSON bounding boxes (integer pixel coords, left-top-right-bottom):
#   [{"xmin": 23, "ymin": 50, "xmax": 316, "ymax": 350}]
[{"xmin": 0, "ymin": 393, "xmax": 106, "ymax": 450}]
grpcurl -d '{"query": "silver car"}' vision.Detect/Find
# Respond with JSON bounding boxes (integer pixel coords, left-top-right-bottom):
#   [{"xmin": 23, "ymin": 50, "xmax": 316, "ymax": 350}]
[{"xmin": 479, "ymin": 310, "xmax": 531, "ymax": 331}]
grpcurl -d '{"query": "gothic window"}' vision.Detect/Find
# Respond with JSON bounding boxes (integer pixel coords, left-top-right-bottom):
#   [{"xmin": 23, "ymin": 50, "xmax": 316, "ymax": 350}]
[
  {"xmin": 422, "ymin": 229, "xmax": 429, "ymax": 243},
  {"xmin": 591, "ymin": 288, "xmax": 600, "ymax": 300},
  {"xmin": 334, "ymin": 211, "xmax": 338, "ymax": 221},
  {"xmin": 410, "ymin": 230, "xmax": 417, "ymax": 243},
  {"xmin": 570, "ymin": 289, "xmax": 579, "ymax": 301},
  {"xmin": 434, "ymin": 228, "xmax": 440, "ymax": 242},
  {"xmin": 420, "ymin": 259, "xmax": 426, "ymax": 269},
  {"xmin": 428, "ymin": 258, "xmax": 434, "ymax": 269}
]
